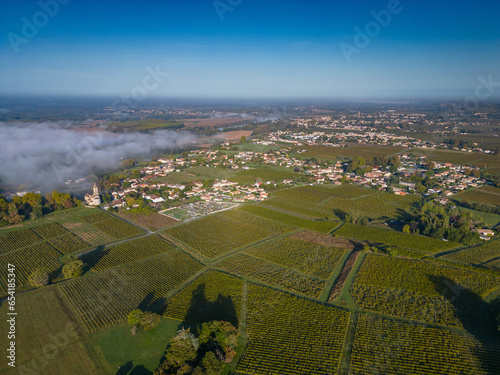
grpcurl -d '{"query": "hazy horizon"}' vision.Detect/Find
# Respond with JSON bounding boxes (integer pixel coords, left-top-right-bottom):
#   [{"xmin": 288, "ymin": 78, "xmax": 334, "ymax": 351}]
[{"xmin": 1, "ymin": 0, "xmax": 499, "ymax": 100}]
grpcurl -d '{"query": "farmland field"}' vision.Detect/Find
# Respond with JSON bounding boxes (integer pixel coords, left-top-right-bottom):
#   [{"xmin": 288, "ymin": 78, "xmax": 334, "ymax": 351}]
[
  {"xmin": 263, "ymin": 185, "xmax": 421, "ymax": 220},
  {"xmin": 80, "ymin": 235, "xmax": 175, "ymax": 272},
  {"xmin": 117, "ymin": 211, "xmax": 178, "ymax": 230},
  {"xmin": 0, "ymin": 242, "xmax": 62, "ymax": 293},
  {"xmin": 443, "ymin": 239, "xmax": 500, "ymax": 267},
  {"xmin": 0, "ymin": 227, "xmax": 43, "ymax": 254},
  {"xmin": 335, "ymin": 222, "xmax": 459, "ymax": 252},
  {"xmin": 294, "ymin": 144, "xmax": 405, "ymax": 160},
  {"xmin": 164, "ymin": 209, "xmax": 294, "ymax": 258},
  {"xmin": 454, "ymin": 185, "xmax": 500, "ymax": 206},
  {"xmin": 239, "ymin": 204, "xmax": 340, "ymax": 233},
  {"xmin": 164, "ymin": 270, "xmax": 243, "ymax": 326},
  {"xmin": 246, "ymin": 235, "xmax": 346, "ymax": 279},
  {"xmin": 350, "ymin": 254, "xmax": 499, "ymax": 326},
  {"xmin": 0, "ymin": 288, "xmax": 110, "ymax": 375},
  {"xmin": 59, "ymin": 250, "xmax": 203, "ymax": 333},
  {"xmin": 350, "ymin": 314, "xmax": 500, "ymax": 375},
  {"xmin": 217, "ymin": 253, "xmax": 326, "ymax": 297},
  {"xmin": 236, "ymin": 284, "xmax": 350, "ymax": 375}
]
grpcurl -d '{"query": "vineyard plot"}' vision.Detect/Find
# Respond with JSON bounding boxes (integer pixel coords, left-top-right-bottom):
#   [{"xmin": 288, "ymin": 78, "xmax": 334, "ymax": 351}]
[
  {"xmin": 31, "ymin": 222, "xmax": 69, "ymax": 239},
  {"xmin": 0, "ymin": 228, "xmax": 43, "ymax": 254},
  {"xmin": 239, "ymin": 205, "xmax": 339, "ymax": 233},
  {"xmin": 164, "ymin": 210, "xmax": 294, "ymax": 259},
  {"xmin": 350, "ymin": 314, "xmax": 500, "ymax": 375},
  {"xmin": 164, "ymin": 270, "xmax": 243, "ymax": 326},
  {"xmin": 444, "ymin": 240, "xmax": 500, "ymax": 267},
  {"xmin": 246, "ymin": 235, "xmax": 346, "ymax": 279},
  {"xmin": 81, "ymin": 235, "xmax": 175, "ymax": 272},
  {"xmin": 217, "ymin": 253, "xmax": 325, "ymax": 298},
  {"xmin": 350, "ymin": 254, "xmax": 499, "ymax": 327},
  {"xmin": 335, "ymin": 223, "xmax": 459, "ymax": 252},
  {"xmin": 58, "ymin": 250, "xmax": 203, "ymax": 333},
  {"xmin": 0, "ymin": 242, "xmax": 62, "ymax": 292},
  {"xmin": 236, "ymin": 284, "xmax": 350, "ymax": 375}
]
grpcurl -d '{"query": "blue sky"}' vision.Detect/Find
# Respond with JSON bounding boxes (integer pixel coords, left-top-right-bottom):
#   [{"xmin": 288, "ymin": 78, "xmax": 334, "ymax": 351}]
[{"xmin": 0, "ymin": 0, "xmax": 499, "ymax": 99}]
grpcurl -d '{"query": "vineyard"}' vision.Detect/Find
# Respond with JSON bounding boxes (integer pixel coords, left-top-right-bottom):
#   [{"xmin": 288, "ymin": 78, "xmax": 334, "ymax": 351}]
[
  {"xmin": 81, "ymin": 235, "xmax": 175, "ymax": 272},
  {"xmin": 443, "ymin": 240, "xmax": 500, "ymax": 267},
  {"xmin": 0, "ymin": 228, "xmax": 43, "ymax": 254},
  {"xmin": 455, "ymin": 185, "xmax": 500, "ymax": 206},
  {"xmin": 350, "ymin": 314, "xmax": 500, "ymax": 375},
  {"xmin": 264, "ymin": 185, "xmax": 422, "ymax": 220},
  {"xmin": 164, "ymin": 210, "xmax": 294, "ymax": 258},
  {"xmin": 0, "ymin": 242, "xmax": 62, "ymax": 293},
  {"xmin": 164, "ymin": 270, "xmax": 243, "ymax": 326},
  {"xmin": 92, "ymin": 217, "xmax": 144, "ymax": 239},
  {"xmin": 58, "ymin": 250, "xmax": 203, "ymax": 333},
  {"xmin": 236, "ymin": 284, "xmax": 350, "ymax": 375},
  {"xmin": 217, "ymin": 253, "xmax": 325, "ymax": 298},
  {"xmin": 238, "ymin": 204, "xmax": 339, "ymax": 233},
  {"xmin": 350, "ymin": 254, "xmax": 499, "ymax": 325},
  {"xmin": 80, "ymin": 211, "xmax": 111, "ymax": 224},
  {"xmin": 246, "ymin": 235, "xmax": 346, "ymax": 279},
  {"xmin": 31, "ymin": 222, "xmax": 69, "ymax": 239},
  {"xmin": 335, "ymin": 223, "xmax": 459, "ymax": 252},
  {"xmin": 48, "ymin": 233, "xmax": 89, "ymax": 254}
]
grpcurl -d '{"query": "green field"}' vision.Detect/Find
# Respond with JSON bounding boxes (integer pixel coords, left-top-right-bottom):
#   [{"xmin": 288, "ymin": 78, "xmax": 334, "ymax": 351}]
[
  {"xmin": 335, "ymin": 222, "xmax": 459, "ymax": 252},
  {"xmin": 239, "ymin": 204, "xmax": 340, "ymax": 233},
  {"xmin": 107, "ymin": 119, "xmax": 184, "ymax": 131},
  {"xmin": 263, "ymin": 184, "xmax": 421, "ymax": 220},
  {"xmin": 412, "ymin": 148, "xmax": 500, "ymax": 175},
  {"xmin": 454, "ymin": 185, "xmax": 500, "ymax": 206},
  {"xmin": 293, "ymin": 144, "xmax": 405, "ymax": 161}
]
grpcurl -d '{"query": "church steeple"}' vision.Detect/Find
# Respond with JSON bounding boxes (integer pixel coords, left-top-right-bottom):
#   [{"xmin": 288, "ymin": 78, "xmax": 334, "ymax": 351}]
[{"xmin": 93, "ymin": 182, "xmax": 99, "ymax": 196}]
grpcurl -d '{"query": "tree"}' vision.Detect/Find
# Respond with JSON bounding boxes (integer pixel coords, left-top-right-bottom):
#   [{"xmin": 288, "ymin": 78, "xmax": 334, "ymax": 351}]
[
  {"xmin": 128, "ymin": 309, "xmax": 143, "ymax": 327},
  {"xmin": 402, "ymin": 224, "xmax": 411, "ymax": 233},
  {"xmin": 62, "ymin": 258, "xmax": 84, "ymax": 279},
  {"xmin": 155, "ymin": 328, "xmax": 199, "ymax": 374},
  {"xmin": 28, "ymin": 269, "xmax": 49, "ymax": 288},
  {"xmin": 199, "ymin": 321, "xmax": 238, "ymax": 362},
  {"xmin": 131, "ymin": 169, "xmax": 141, "ymax": 179},
  {"xmin": 240, "ymin": 135, "xmax": 246, "ymax": 143},
  {"xmin": 141, "ymin": 311, "xmax": 161, "ymax": 331},
  {"xmin": 194, "ymin": 352, "xmax": 223, "ymax": 375}
]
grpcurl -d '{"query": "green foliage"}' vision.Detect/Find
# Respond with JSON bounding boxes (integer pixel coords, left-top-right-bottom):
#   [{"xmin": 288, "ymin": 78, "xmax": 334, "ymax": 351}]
[
  {"xmin": 128, "ymin": 309, "xmax": 143, "ymax": 326},
  {"xmin": 62, "ymin": 258, "xmax": 84, "ymax": 279},
  {"xmin": 141, "ymin": 311, "xmax": 162, "ymax": 331},
  {"xmin": 28, "ymin": 268, "xmax": 49, "ymax": 288},
  {"xmin": 198, "ymin": 321, "xmax": 238, "ymax": 362}
]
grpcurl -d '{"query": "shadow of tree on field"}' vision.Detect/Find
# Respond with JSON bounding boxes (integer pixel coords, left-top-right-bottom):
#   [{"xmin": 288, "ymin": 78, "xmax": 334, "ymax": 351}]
[
  {"xmin": 115, "ymin": 361, "xmax": 152, "ymax": 375},
  {"xmin": 180, "ymin": 283, "xmax": 238, "ymax": 327},
  {"xmin": 80, "ymin": 245, "xmax": 107, "ymax": 273},
  {"xmin": 428, "ymin": 275, "xmax": 500, "ymax": 374}
]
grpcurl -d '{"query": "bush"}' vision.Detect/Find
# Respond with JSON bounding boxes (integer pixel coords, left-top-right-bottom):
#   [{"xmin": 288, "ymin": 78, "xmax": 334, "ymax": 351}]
[
  {"xmin": 28, "ymin": 269, "xmax": 49, "ymax": 288},
  {"xmin": 62, "ymin": 259, "xmax": 84, "ymax": 279}
]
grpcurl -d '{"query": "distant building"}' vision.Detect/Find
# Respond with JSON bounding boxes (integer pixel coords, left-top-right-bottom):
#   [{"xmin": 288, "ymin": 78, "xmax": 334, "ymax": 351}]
[{"xmin": 85, "ymin": 183, "xmax": 101, "ymax": 206}]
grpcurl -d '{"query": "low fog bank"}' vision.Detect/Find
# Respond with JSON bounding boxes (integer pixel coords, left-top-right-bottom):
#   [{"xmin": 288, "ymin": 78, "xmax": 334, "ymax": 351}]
[{"xmin": 0, "ymin": 122, "xmax": 196, "ymax": 193}]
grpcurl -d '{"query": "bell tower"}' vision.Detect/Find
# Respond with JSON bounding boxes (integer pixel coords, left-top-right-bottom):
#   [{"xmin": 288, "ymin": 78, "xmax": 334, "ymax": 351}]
[{"xmin": 93, "ymin": 182, "xmax": 99, "ymax": 196}]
